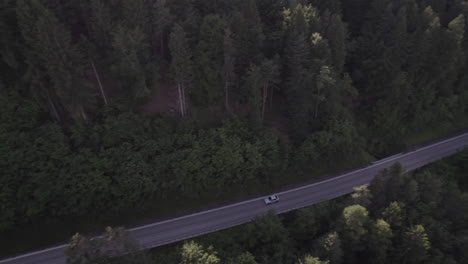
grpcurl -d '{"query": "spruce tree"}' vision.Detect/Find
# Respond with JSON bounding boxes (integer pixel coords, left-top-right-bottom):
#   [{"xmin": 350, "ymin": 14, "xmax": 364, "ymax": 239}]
[
  {"xmin": 223, "ymin": 27, "xmax": 236, "ymax": 112},
  {"xmin": 193, "ymin": 15, "xmax": 226, "ymax": 106},
  {"xmin": 324, "ymin": 14, "xmax": 346, "ymax": 73},
  {"xmin": 17, "ymin": 0, "xmax": 93, "ymax": 121},
  {"xmin": 111, "ymin": 24, "xmax": 150, "ymax": 99},
  {"xmin": 152, "ymin": 0, "xmax": 173, "ymax": 58},
  {"xmin": 88, "ymin": 0, "xmax": 113, "ymax": 51}
]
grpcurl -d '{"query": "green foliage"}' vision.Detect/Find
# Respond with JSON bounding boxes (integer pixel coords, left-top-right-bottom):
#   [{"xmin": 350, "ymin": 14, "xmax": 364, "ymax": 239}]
[
  {"xmin": 351, "ymin": 185, "xmax": 373, "ymax": 207},
  {"xmin": 295, "ymin": 119, "xmax": 369, "ymax": 168},
  {"xmin": 3, "ymin": 0, "xmax": 468, "ymax": 260},
  {"xmin": 193, "ymin": 15, "xmax": 226, "ymax": 106},
  {"xmin": 151, "ymin": 0, "xmax": 173, "ymax": 59},
  {"xmin": 297, "ymin": 255, "xmax": 329, "ymax": 264},
  {"xmin": 66, "ymin": 233, "xmax": 107, "ymax": 264},
  {"xmin": 222, "ymin": 27, "xmax": 236, "ymax": 111},
  {"xmin": 88, "ymin": 0, "xmax": 113, "ymax": 50},
  {"xmin": 170, "ymin": 23, "xmax": 193, "ymax": 116},
  {"xmin": 149, "ymin": 152, "xmax": 468, "ymax": 264},
  {"xmin": 111, "ymin": 24, "xmax": 150, "ymax": 99},
  {"xmin": 226, "ymin": 252, "xmax": 257, "ymax": 264},
  {"xmin": 0, "ymin": 0, "xmax": 19, "ymax": 77},
  {"xmin": 318, "ymin": 231, "xmax": 343, "ymax": 264},
  {"xmin": 398, "ymin": 225, "xmax": 431, "ymax": 264},
  {"xmin": 367, "ymin": 219, "xmax": 393, "ymax": 264},
  {"xmin": 323, "ymin": 13, "xmax": 346, "ymax": 73},
  {"xmin": 244, "ymin": 212, "xmax": 291, "ymax": 264},
  {"xmin": 65, "ymin": 227, "xmax": 148, "ymax": 264},
  {"xmin": 289, "ymin": 200, "xmax": 341, "ymax": 253},
  {"xmin": 180, "ymin": 241, "xmax": 220, "ymax": 264},
  {"xmin": 381, "ymin": 202, "xmax": 405, "ymax": 229},
  {"xmin": 341, "ymin": 205, "xmax": 369, "ymax": 246},
  {"xmin": 17, "ymin": 0, "xmax": 94, "ymax": 120},
  {"xmin": 5, "ymin": 0, "xmax": 468, "ymax": 135},
  {"xmin": 0, "ymin": 97, "xmax": 287, "ymax": 231}
]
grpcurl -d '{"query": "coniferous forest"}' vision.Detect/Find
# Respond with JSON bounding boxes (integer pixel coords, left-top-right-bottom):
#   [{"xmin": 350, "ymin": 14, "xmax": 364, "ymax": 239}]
[{"xmin": 1, "ymin": 0, "xmax": 468, "ymax": 259}]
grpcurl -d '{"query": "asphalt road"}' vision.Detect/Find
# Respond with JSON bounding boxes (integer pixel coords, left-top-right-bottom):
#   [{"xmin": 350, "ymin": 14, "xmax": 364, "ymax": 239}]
[{"xmin": 2, "ymin": 132, "xmax": 468, "ymax": 264}]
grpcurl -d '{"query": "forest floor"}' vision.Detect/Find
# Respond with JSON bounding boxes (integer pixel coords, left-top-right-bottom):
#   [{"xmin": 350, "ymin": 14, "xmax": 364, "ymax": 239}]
[{"xmin": 142, "ymin": 82, "xmax": 178, "ymax": 115}]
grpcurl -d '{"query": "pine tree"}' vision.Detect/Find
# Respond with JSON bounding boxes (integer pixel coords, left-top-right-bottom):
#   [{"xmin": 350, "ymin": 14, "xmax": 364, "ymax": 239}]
[
  {"xmin": 0, "ymin": 0, "xmax": 20, "ymax": 94},
  {"xmin": 243, "ymin": 58, "xmax": 279, "ymax": 127},
  {"xmin": 193, "ymin": 14, "xmax": 226, "ymax": 106},
  {"xmin": 119, "ymin": 0, "xmax": 150, "ymax": 31},
  {"xmin": 314, "ymin": 0, "xmax": 342, "ymax": 14},
  {"xmin": 245, "ymin": 63, "xmax": 263, "ymax": 128},
  {"xmin": 88, "ymin": 0, "xmax": 113, "ymax": 51},
  {"xmin": 324, "ymin": 14, "xmax": 346, "ymax": 73},
  {"xmin": 257, "ymin": 0, "xmax": 287, "ymax": 56},
  {"xmin": 151, "ymin": 0, "xmax": 173, "ymax": 58},
  {"xmin": 80, "ymin": 36, "xmax": 108, "ymax": 105},
  {"xmin": 232, "ymin": 0, "xmax": 265, "ymax": 78},
  {"xmin": 226, "ymin": 252, "xmax": 257, "ymax": 264},
  {"xmin": 342, "ymin": 0, "xmax": 372, "ymax": 35},
  {"xmin": 314, "ymin": 65, "xmax": 335, "ymax": 119},
  {"xmin": 111, "ymin": 24, "xmax": 150, "ymax": 99},
  {"xmin": 286, "ymin": 32, "xmax": 313, "ymax": 137},
  {"xmin": 17, "ymin": 0, "xmax": 94, "ymax": 121},
  {"xmin": 260, "ymin": 59, "xmax": 280, "ymax": 121},
  {"xmin": 367, "ymin": 219, "xmax": 393, "ymax": 264},
  {"xmin": 397, "ymin": 225, "xmax": 431, "ymax": 263},
  {"xmin": 0, "ymin": 0, "xmax": 18, "ymax": 72},
  {"xmin": 223, "ymin": 27, "xmax": 236, "ymax": 112}
]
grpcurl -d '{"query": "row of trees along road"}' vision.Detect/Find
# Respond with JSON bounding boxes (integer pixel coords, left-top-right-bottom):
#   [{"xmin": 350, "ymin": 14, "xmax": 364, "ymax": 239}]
[{"xmin": 64, "ymin": 158, "xmax": 468, "ymax": 264}]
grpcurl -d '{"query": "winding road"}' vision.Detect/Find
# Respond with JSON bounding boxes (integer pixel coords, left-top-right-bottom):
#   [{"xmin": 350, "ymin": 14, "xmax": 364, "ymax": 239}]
[{"xmin": 2, "ymin": 132, "xmax": 468, "ymax": 264}]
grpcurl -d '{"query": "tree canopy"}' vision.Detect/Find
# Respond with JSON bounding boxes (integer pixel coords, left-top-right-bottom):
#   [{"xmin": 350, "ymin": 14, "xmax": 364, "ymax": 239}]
[{"xmin": 1, "ymin": 0, "xmax": 468, "ymax": 260}]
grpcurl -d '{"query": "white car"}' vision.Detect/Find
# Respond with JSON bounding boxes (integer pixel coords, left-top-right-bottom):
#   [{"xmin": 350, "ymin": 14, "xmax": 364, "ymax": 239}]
[{"xmin": 264, "ymin": 195, "xmax": 280, "ymax": 205}]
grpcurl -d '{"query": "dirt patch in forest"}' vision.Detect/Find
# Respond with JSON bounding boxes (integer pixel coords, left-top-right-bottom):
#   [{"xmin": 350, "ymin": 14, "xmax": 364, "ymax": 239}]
[
  {"xmin": 142, "ymin": 82, "xmax": 255, "ymax": 118},
  {"xmin": 142, "ymin": 82, "xmax": 178, "ymax": 115}
]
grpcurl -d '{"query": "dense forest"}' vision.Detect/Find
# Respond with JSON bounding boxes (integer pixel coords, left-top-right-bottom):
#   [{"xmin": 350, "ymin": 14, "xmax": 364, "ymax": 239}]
[
  {"xmin": 65, "ymin": 151, "xmax": 468, "ymax": 264},
  {"xmin": 1, "ymin": 0, "xmax": 468, "ymax": 256}
]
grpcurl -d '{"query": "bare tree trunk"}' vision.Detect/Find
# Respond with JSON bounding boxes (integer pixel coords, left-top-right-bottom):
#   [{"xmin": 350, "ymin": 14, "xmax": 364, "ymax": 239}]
[
  {"xmin": 315, "ymin": 88, "xmax": 321, "ymax": 119},
  {"xmin": 79, "ymin": 106, "xmax": 88, "ymax": 122},
  {"xmin": 45, "ymin": 90, "xmax": 61, "ymax": 122},
  {"xmin": 261, "ymin": 82, "xmax": 268, "ymax": 122},
  {"xmin": 181, "ymin": 84, "xmax": 187, "ymax": 116},
  {"xmin": 269, "ymin": 86, "xmax": 273, "ymax": 110},
  {"xmin": 224, "ymin": 81, "xmax": 230, "ymax": 113},
  {"xmin": 177, "ymin": 82, "xmax": 184, "ymax": 116},
  {"xmin": 160, "ymin": 36, "xmax": 165, "ymax": 58},
  {"xmin": 90, "ymin": 60, "xmax": 108, "ymax": 105}
]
